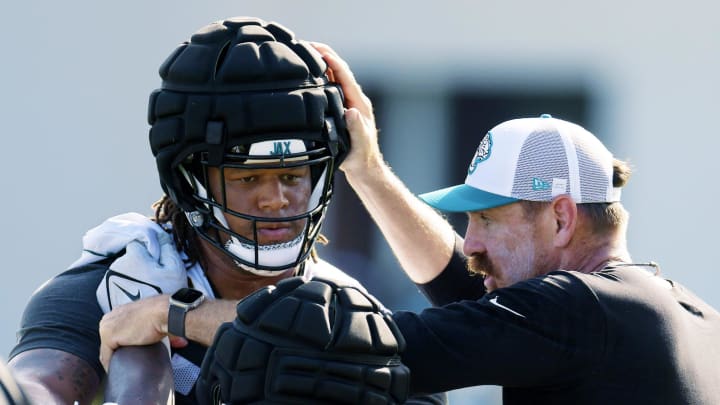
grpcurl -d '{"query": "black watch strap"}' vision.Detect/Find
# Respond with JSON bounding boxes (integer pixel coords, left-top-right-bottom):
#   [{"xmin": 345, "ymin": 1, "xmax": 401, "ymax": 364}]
[
  {"xmin": 168, "ymin": 287, "xmax": 205, "ymax": 339},
  {"xmin": 168, "ymin": 304, "xmax": 188, "ymax": 338}
]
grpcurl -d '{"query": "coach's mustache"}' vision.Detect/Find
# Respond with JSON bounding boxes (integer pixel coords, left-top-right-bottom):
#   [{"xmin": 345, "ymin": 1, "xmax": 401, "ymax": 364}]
[{"xmin": 467, "ymin": 253, "xmax": 494, "ymax": 278}]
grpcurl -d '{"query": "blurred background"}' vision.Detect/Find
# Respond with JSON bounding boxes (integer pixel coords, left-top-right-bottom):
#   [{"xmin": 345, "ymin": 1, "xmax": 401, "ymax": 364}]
[{"xmin": 1, "ymin": 1, "xmax": 717, "ymax": 403}]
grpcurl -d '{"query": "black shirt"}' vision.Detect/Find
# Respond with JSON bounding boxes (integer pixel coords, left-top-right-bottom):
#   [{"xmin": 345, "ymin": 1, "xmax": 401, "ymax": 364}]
[
  {"xmin": 394, "ymin": 258, "xmax": 720, "ymax": 404},
  {"xmin": 10, "ymin": 264, "xmax": 108, "ymax": 379}
]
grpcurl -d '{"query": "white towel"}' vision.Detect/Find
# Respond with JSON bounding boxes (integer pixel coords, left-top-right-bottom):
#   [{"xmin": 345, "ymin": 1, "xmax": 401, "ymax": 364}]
[{"xmin": 68, "ymin": 212, "xmax": 187, "ymax": 313}]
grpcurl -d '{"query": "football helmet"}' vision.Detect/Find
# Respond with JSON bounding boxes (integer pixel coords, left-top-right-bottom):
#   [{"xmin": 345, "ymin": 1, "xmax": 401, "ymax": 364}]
[{"xmin": 148, "ymin": 17, "xmax": 349, "ymax": 274}]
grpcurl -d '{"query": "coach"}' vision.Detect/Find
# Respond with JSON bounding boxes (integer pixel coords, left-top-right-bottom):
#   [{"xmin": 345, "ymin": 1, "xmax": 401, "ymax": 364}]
[{"xmin": 312, "ymin": 43, "xmax": 720, "ymax": 404}]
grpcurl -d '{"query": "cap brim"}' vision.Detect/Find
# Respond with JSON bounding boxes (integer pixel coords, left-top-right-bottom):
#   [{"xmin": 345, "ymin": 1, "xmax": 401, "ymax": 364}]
[{"xmin": 419, "ymin": 184, "xmax": 519, "ymax": 213}]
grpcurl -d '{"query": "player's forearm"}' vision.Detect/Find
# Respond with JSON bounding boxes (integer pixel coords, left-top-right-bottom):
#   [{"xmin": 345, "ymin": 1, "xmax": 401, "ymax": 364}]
[
  {"xmin": 104, "ymin": 344, "xmax": 174, "ymax": 404},
  {"xmin": 344, "ymin": 158, "xmax": 458, "ymax": 284}
]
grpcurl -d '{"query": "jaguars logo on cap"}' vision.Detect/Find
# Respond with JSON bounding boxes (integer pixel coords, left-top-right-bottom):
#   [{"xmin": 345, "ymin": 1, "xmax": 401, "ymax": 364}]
[{"xmin": 468, "ymin": 132, "xmax": 493, "ymax": 174}]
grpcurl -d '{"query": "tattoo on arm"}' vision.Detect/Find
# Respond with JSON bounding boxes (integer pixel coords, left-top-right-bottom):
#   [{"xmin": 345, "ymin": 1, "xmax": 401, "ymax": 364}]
[
  {"xmin": 9, "ymin": 349, "xmax": 101, "ymax": 404},
  {"xmin": 57, "ymin": 355, "xmax": 96, "ymax": 398}
]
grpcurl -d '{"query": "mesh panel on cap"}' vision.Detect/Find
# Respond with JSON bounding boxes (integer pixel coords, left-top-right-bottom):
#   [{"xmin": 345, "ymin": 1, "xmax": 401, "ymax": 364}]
[
  {"xmin": 512, "ymin": 130, "xmax": 569, "ymax": 201},
  {"xmin": 571, "ymin": 131, "xmax": 613, "ymax": 203}
]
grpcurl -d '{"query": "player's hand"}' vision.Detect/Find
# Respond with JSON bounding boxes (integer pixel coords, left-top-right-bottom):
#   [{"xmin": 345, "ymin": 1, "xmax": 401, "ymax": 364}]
[
  {"xmin": 311, "ymin": 42, "xmax": 383, "ymax": 177},
  {"xmin": 98, "ymin": 294, "xmax": 187, "ymax": 370}
]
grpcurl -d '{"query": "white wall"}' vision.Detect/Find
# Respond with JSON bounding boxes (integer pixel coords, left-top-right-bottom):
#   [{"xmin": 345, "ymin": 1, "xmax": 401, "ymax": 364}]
[{"xmin": 1, "ymin": 1, "xmax": 717, "ymax": 402}]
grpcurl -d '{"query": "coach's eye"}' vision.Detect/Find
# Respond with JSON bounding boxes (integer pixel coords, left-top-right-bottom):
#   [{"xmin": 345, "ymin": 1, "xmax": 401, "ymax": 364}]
[{"xmin": 480, "ymin": 213, "xmax": 491, "ymax": 226}]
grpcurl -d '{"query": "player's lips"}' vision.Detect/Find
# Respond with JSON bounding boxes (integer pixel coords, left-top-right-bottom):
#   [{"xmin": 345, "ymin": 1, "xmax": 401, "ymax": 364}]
[{"xmin": 255, "ymin": 224, "xmax": 295, "ymax": 243}]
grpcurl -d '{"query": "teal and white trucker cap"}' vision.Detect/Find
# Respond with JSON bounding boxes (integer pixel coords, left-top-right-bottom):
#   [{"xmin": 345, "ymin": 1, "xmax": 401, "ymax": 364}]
[{"xmin": 419, "ymin": 114, "xmax": 621, "ymax": 212}]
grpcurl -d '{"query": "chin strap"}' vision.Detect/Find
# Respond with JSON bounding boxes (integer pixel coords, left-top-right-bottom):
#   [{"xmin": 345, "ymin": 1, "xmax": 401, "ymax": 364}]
[{"xmin": 226, "ymin": 232, "xmax": 305, "ymax": 277}]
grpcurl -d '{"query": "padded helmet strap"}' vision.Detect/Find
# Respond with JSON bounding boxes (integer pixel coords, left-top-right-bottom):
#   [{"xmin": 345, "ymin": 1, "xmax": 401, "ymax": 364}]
[{"xmin": 205, "ymin": 121, "xmax": 225, "ymax": 166}]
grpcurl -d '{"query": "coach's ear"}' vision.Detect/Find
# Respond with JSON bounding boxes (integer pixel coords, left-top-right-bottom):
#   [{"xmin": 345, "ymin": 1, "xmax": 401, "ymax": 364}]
[{"xmin": 551, "ymin": 195, "xmax": 577, "ymax": 248}]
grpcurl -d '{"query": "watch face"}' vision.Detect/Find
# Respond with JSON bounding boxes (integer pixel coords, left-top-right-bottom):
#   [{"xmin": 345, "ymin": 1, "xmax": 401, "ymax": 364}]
[{"xmin": 172, "ymin": 288, "xmax": 204, "ymax": 304}]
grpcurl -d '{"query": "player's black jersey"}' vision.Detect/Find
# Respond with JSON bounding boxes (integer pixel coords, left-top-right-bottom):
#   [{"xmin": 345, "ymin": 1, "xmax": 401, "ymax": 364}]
[{"xmin": 396, "ymin": 256, "xmax": 720, "ymax": 404}]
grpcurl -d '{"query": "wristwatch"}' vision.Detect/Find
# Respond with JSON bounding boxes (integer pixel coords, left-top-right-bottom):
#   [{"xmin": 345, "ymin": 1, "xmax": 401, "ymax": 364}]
[{"xmin": 168, "ymin": 287, "xmax": 205, "ymax": 338}]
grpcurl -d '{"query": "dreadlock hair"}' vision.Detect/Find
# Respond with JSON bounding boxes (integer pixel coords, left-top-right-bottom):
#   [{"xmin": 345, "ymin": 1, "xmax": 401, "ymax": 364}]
[
  {"xmin": 151, "ymin": 195, "xmax": 327, "ymax": 269},
  {"xmin": 152, "ymin": 195, "xmax": 202, "ymax": 267}
]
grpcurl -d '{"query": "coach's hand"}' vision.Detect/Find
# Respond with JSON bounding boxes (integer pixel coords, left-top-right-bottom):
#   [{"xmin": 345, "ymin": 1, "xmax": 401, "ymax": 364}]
[
  {"xmin": 312, "ymin": 42, "xmax": 382, "ymax": 177},
  {"xmin": 99, "ymin": 295, "xmax": 186, "ymax": 370}
]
